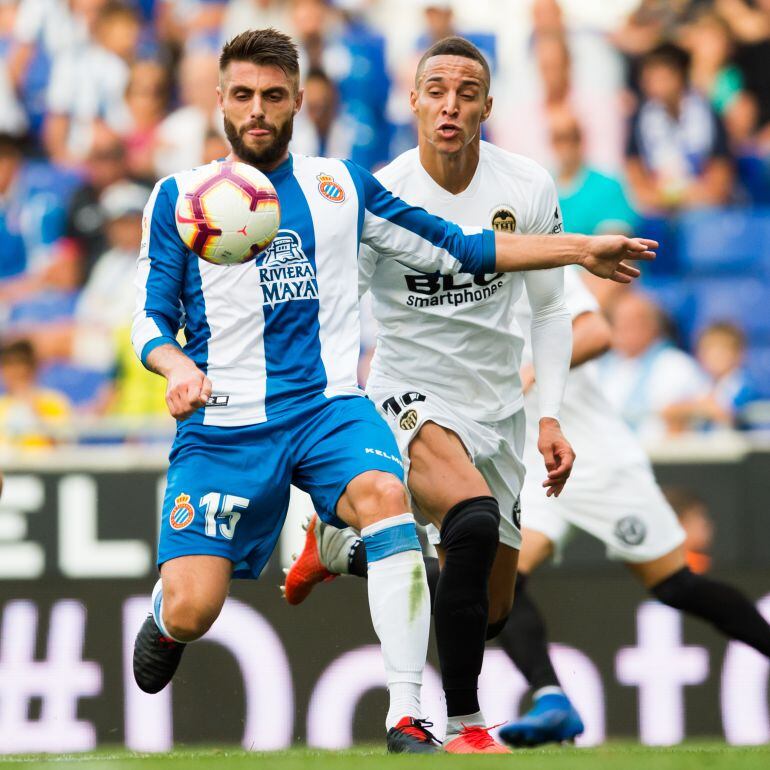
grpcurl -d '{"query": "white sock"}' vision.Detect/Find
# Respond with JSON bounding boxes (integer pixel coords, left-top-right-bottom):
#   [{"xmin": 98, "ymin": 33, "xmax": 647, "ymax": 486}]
[
  {"xmin": 362, "ymin": 514, "xmax": 430, "ymax": 730},
  {"xmin": 446, "ymin": 710, "xmax": 485, "ymax": 740},
  {"xmin": 151, "ymin": 579, "xmax": 185, "ymax": 643}
]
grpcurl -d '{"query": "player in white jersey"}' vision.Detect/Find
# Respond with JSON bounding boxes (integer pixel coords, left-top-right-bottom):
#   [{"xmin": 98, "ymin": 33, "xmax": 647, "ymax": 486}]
[
  {"xmin": 495, "ymin": 267, "xmax": 770, "ymax": 747},
  {"xmin": 284, "ymin": 36, "xmax": 603, "ymax": 753},
  {"xmin": 130, "ymin": 28, "xmax": 655, "ymax": 753}
]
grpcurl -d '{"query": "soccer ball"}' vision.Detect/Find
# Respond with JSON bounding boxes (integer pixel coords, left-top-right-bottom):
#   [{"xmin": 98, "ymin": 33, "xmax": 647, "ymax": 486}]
[{"xmin": 175, "ymin": 161, "xmax": 281, "ymax": 265}]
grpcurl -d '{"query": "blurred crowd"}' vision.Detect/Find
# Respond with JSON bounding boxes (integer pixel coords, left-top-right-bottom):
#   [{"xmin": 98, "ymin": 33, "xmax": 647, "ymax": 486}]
[{"xmin": 1, "ymin": 0, "xmax": 770, "ymax": 449}]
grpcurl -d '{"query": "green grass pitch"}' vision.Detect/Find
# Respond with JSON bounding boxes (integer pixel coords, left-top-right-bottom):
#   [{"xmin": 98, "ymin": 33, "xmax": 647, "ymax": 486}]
[{"xmin": 3, "ymin": 744, "xmax": 770, "ymax": 770}]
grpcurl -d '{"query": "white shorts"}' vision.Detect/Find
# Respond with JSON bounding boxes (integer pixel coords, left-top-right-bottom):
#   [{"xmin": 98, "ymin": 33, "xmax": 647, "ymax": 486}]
[
  {"xmin": 520, "ymin": 459, "xmax": 686, "ymax": 563},
  {"xmin": 368, "ymin": 387, "xmax": 524, "ymax": 550}
]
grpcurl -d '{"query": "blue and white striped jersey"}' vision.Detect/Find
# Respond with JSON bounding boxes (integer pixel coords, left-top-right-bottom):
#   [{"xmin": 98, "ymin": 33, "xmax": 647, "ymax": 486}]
[{"xmin": 132, "ymin": 153, "xmax": 496, "ymax": 426}]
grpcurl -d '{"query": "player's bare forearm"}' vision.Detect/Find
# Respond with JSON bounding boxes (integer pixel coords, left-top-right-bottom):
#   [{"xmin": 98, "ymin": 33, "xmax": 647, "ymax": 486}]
[
  {"xmin": 145, "ymin": 343, "xmax": 212, "ymax": 420},
  {"xmin": 145, "ymin": 343, "xmax": 195, "ymax": 378},
  {"xmin": 493, "ymin": 232, "xmax": 657, "ymax": 283}
]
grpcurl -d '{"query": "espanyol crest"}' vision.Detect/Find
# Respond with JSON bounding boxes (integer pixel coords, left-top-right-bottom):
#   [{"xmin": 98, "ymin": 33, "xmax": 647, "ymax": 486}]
[{"xmin": 317, "ymin": 173, "xmax": 345, "ymax": 203}]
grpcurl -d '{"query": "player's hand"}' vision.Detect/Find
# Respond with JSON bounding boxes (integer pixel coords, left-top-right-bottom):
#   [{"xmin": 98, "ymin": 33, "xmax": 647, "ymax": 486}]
[
  {"xmin": 165, "ymin": 362, "xmax": 212, "ymax": 420},
  {"xmin": 538, "ymin": 417, "xmax": 575, "ymax": 498},
  {"xmin": 580, "ymin": 236, "xmax": 657, "ymax": 283}
]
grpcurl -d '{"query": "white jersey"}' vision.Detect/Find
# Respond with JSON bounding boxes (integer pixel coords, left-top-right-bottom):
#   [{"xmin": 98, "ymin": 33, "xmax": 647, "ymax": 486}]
[
  {"xmin": 518, "ymin": 266, "xmax": 648, "ymax": 472},
  {"xmin": 361, "ymin": 142, "xmax": 570, "ymax": 423}
]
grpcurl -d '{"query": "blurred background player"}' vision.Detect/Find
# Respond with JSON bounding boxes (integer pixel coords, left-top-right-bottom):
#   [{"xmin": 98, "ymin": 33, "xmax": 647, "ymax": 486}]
[{"xmin": 495, "ymin": 267, "xmax": 770, "ymax": 747}]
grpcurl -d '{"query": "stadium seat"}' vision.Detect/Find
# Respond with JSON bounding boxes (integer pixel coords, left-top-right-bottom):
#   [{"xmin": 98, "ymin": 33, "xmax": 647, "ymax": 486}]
[
  {"xmin": 638, "ymin": 216, "xmax": 680, "ymax": 275},
  {"xmin": 677, "ymin": 208, "xmax": 770, "ymax": 275},
  {"xmin": 737, "ymin": 155, "xmax": 770, "ymax": 205},
  {"xmin": 640, "ymin": 276, "xmax": 695, "ymax": 345},
  {"xmin": 38, "ymin": 362, "xmax": 111, "ymax": 407},
  {"xmin": 745, "ymin": 345, "xmax": 770, "ymax": 400},
  {"xmin": 7, "ymin": 291, "xmax": 78, "ymax": 326},
  {"xmin": 690, "ymin": 277, "xmax": 770, "ymax": 346}
]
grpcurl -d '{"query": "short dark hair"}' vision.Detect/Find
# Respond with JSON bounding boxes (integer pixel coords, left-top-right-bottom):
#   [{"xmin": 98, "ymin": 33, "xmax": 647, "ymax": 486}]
[
  {"xmin": 642, "ymin": 42, "xmax": 691, "ymax": 79},
  {"xmin": 220, "ymin": 28, "xmax": 300, "ymax": 85},
  {"xmin": 415, "ymin": 36, "xmax": 491, "ymax": 94},
  {"xmin": 0, "ymin": 339, "xmax": 36, "ymax": 368}
]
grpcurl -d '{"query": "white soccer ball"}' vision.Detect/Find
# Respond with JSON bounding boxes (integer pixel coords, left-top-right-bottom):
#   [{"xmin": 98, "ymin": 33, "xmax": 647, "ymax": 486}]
[{"xmin": 175, "ymin": 161, "xmax": 280, "ymax": 265}]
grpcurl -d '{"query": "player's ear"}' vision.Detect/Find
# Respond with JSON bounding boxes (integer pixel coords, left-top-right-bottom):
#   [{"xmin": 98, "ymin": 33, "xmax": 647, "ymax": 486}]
[
  {"xmin": 409, "ymin": 89, "xmax": 418, "ymax": 116},
  {"xmin": 481, "ymin": 94, "xmax": 493, "ymax": 123},
  {"xmin": 216, "ymin": 85, "xmax": 224, "ymax": 110},
  {"xmin": 294, "ymin": 87, "xmax": 304, "ymax": 115}
]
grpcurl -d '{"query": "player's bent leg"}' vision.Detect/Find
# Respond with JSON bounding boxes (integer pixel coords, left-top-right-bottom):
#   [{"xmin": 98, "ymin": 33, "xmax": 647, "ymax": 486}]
[
  {"xmin": 133, "ymin": 555, "xmax": 231, "ymax": 694},
  {"xmin": 336, "ymin": 471, "xmax": 437, "ymax": 752},
  {"xmin": 407, "ymin": 423, "xmax": 510, "ymax": 753},
  {"xmin": 632, "ymin": 546, "xmax": 770, "ymax": 658},
  {"xmin": 497, "ymin": 529, "xmax": 583, "ymax": 748}
]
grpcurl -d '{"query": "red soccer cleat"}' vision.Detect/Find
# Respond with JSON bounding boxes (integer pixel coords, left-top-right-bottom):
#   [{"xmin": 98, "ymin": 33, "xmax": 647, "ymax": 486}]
[
  {"xmin": 281, "ymin": 515, "xmax": 338, "ymax": 605},
  {"xmin": 444, "ymin": 724, "xmax": 512, "ymax": 754}
]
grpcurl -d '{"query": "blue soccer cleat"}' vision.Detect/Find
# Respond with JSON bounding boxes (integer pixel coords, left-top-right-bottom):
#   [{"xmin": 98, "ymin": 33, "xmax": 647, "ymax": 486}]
[{"xmin": 498, "ymin": 692, "xmax": 584, "ymax": 747}]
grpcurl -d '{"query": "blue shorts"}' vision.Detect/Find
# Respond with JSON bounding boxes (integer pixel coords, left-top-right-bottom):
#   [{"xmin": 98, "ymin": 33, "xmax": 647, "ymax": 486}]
[{"xmin": 158, "ymin": 395, "xmax": 404, "ymax": 579}]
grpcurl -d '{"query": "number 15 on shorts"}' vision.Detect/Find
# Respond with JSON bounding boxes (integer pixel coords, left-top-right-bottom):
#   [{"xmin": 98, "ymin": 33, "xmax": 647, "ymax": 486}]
[{"xmin": 199, "ymin": 492, "xmax": 247, "ymax": 540}]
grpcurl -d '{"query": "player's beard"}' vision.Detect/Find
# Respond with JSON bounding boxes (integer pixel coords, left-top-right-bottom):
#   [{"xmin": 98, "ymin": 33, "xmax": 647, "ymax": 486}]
[{"xmin": 223, "ymin": 114, "xmax": 293, "ymax": 168}]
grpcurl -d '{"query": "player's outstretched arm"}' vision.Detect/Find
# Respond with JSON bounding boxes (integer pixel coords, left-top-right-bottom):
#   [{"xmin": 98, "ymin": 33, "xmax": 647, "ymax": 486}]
[
  {"xmin": 145, "ymin": 343, "xmax": 212, "ymax": 421},
  {"xmin": 494, "ymin": 233, "xmax": 657, "ymax": 283}
]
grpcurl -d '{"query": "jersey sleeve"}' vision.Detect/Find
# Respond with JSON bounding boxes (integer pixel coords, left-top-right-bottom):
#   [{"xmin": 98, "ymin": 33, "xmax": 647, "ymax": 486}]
[
  {"xmin": 527, "ymin": 169, "xmax": 564, "ymax": 236},
  {"xmin": 523, "ymin": 268, "xmax": 572, "ymax": 421},
  {"xmin": 345, "ymin": 160, "xmax": 496, "ymax": 275},
  {"xmin": 131, "ymin": 178, "xmax": 186, "ymax": 368}
]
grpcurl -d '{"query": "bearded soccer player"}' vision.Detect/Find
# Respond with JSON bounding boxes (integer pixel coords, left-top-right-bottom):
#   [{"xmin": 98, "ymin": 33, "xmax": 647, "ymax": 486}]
[
  {"xmin": 284, "ymin": 36, "xmax": 594, "ymax": 753},
  {"xmin": 131, "ymin": 28, "xmax": 653, "ymax": 753}
]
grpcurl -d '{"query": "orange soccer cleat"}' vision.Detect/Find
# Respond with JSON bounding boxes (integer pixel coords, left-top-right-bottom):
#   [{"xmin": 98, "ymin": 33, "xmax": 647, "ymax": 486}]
[
  {"xmin": 444, "ymin": 724, "xmax": 512, "ymax": 754},
  {"xmin": 281, "ymin": 515, "xmax": 339, "ymax": 605}
]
